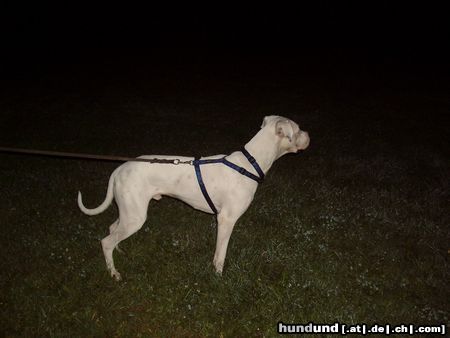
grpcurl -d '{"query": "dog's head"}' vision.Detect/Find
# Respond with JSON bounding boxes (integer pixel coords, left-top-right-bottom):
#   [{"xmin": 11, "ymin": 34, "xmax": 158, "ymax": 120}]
[{"xmin": 261, "ymin": 115, "xmax": 310, "ymax": 154}]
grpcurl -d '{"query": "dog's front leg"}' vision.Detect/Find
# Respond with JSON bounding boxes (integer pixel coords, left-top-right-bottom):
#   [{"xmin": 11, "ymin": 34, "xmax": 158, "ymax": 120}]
[{"xmin": 213, "ymin": 212, "xmax": 240, "ymax": 275}]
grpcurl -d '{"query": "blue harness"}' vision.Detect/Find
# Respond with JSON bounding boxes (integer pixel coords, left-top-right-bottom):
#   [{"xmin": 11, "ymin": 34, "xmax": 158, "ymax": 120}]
[{"xmin": 193, "ymin": 148, "xmax": 264, "ymax": 214}]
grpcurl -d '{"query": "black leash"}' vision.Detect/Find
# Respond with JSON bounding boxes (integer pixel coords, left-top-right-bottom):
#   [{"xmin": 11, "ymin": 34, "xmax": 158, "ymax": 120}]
[{"xmin": 0, "ymin": 146, "xmax": 193, "ymax": 165}]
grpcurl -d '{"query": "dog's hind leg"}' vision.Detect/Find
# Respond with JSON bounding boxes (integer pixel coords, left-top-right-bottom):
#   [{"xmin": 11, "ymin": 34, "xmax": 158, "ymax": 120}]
[
  {"xmin": 109, "ymin": 219, "xmax": 119, "ymax": 234},
  {"xmin": 101, "ymin": 189, "xmax": 153, "ymax": 281},
  {"xmin": 108, "ymin": 219, "xmax": 125, "ymax": 254}
]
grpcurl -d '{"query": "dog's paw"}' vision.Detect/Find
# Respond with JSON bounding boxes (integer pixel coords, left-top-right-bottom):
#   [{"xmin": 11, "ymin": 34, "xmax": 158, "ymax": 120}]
[
  {"xmin": 213, "ymin": 259, "xmax": 224, "ymax": 276},
  {"xmin": 111, "ymin": 270, "xmax": 122, "ymax": 281},
  {"xmin": 214, "ymin": 265, "xmax": 223, "ymax": 276}
]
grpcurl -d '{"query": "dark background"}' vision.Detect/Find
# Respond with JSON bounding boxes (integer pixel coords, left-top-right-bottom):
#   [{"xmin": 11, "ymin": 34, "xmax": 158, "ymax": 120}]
[
  {"xmin": 2, "ymin": 3, "xmax": 449, "ymax": 72},
  {"xmin": 1, "ymin": 3, "xmax": 448, "ymax": 153}
]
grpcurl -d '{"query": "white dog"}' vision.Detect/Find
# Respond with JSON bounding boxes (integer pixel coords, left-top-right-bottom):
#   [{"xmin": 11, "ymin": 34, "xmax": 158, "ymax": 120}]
[{"xmin": 78, "ymin": 115, "xmax": 310, "ymax": 280}]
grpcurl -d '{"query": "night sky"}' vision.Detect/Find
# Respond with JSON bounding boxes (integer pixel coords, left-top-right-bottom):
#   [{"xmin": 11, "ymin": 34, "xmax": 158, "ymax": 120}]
[
  {"xmin": 0, "ymin": 3, "xmax": 448, "ymax": 152},
  {"xmin": 2, "ymin": 3, "xmax": 449, "ymax": 71},
  {"xmin": 1, "ymin": 3, "xmax": 448, "ymax": 156}
]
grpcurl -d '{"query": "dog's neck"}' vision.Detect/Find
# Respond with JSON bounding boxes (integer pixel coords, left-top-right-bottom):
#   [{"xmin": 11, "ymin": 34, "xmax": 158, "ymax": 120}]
[{"xmin": 244, "ymin": 127, "xmax": 282, "ymax": 174}]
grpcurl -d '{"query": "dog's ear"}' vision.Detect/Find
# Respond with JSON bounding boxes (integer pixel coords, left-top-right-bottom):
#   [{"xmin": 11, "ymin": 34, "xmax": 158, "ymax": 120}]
[
  {"xmin": 261, "ymin": 115, "xmax": 280, "ymax": 128},
  {"xmin": 275, "ymin": 119, "xmax": 294, "ymax": 142}
]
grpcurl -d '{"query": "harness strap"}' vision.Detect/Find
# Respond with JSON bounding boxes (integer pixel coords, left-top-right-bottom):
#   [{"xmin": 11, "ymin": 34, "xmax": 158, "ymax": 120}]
[
  {"xmin": 221, "ymin": 158, "xmax": 263, "ymax": 183},
  {"xmin": 193, "ymin": 158, "xmax": 218, "ymax": 214},
  {"xmin": 241, "ymin": 147, "xmax": 265, "ymax": 180},
  {"xmin": 193, "ymin": 149, "xmax": 265, "ymax": 214}
]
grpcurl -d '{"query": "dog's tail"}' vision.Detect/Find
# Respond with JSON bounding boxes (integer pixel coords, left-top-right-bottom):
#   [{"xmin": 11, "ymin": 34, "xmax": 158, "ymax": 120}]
[{"xmin": 77, "ymin": 168, "xmax": 117, "ymax": 216}]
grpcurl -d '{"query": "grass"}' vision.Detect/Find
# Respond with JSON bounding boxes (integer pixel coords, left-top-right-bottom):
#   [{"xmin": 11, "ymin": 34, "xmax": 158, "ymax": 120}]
[{"xmin": 0, "ymin": 54, "xmax": 448, "ymax": 336}]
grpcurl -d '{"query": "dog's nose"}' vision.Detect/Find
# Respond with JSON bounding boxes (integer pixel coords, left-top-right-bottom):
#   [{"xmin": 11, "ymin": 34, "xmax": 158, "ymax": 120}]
[
  {"xmin": 303, "ymin": 131, "xmax": 310, "ymax": 147},
  {"xmin": 297, "ymin": 131, "xmax": 310, "ymax": 152}
]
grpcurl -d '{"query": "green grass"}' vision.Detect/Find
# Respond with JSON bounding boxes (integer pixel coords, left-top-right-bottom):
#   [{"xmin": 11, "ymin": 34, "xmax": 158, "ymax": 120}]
[{"xmin": 0, "ymin": 61, "xmax": 448, "ymax": 336}]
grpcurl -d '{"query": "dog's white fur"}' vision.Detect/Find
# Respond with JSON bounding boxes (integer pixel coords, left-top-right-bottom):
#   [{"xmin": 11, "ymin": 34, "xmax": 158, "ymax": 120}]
[{"xmin": 78, "ymin": 115, "xmax": 309, "ymax": 280}]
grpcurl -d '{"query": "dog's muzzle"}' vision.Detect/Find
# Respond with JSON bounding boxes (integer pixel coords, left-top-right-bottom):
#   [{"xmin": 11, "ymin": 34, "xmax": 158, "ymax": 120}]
[{"xmin": 297, "ymin": 131, "xmax": 310, "ymax": 152}]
